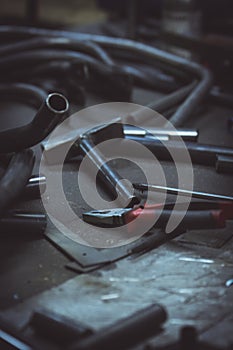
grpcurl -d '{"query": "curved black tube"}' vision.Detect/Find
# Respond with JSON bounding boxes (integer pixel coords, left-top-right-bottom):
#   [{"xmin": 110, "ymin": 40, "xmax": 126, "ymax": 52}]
[
  {"xmin": 0, "ymin": 49, "xmax": 177, "ymax": 93},
  {"xmin": 148, "ymin": 81, "xmax": 198, "ymax": 113},
  {"xmin": 0, "ymin": 210, "xmax": 47, "ymax": 235},
  {"xmin": 0, "ymin": 26, "xmax": 213, "ymax": 126},
  {"xmin": 0, "ymin": 166, "xmax": 46, "ymax": 200},
  {"xmin": 0, "ymin": 37, "xmax": 114, "ymax": 66},
  {"xmin": 0, "ymin": 87, "xmax": 69, "ymax": 153},
  {"xmin": 0, "ymin": 150, "xmax": 35, "ymax": 216},
  {"xmin": 0, "ymin": 83, "xmax": 47, "ymax": 109}
]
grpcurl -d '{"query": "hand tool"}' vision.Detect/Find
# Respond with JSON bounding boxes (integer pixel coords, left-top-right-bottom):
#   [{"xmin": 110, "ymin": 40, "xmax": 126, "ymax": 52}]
[
  {"xmin": 134, "ymin": 183, "xmax": 233, "ymax": 202},
  {"xmin": 43, "ymin": 121, "xmax": 226, "ymax": 171},
  {"xmin": 77, "ymin": 123, "xmax": 140, "ymax": 208},
  {"xmin": 41, "ymin": 124, "xmax": 198, "ymax": 164},
  {"xmin": 83, "ymin": 207, "xmax": 226, "ymax": 231},
  {"xmin": 69, "ymin": 303, "xmax": 167, "ymax": 350},
  {"xmin": 42, "ymin": 121, "xmax": 140, "ymax": 207}
]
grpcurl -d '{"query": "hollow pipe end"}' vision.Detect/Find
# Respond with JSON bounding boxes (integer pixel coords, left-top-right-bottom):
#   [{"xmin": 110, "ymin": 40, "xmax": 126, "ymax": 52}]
[{"xmin": 46, "ymin": 93, "xmax": 69, "ymax": 115}]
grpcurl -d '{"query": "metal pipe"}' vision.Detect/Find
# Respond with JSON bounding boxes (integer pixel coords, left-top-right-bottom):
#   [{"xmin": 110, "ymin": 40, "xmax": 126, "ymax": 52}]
[
  {"xmin": 70, "ymin": 303, "xmax": 167, "ymax": 350},
  {"xmin": 0, "ymin": 150, "xmax": 35, "ymax": 216},
  {"xmin": 216, "ymin": 155, "xmax": 233, "ymax": 174},
  {"xmin": 133, "ymin": 183, "xmax": 233, "ymax": 202},
  {"xmin": 0, "ymin": 37, "xmax": 114, "ymax": 66},
  {"xmin": 147, "ymin": 81, "xmax": 197, "ymax": 113},
  {"xmin": 0, "ymin": 48, "xmax": 177, "ymax": 94},
  {"xmin": 0, "ymin": 166, "xmax": 46, "ymax": 200},
  {"xmin": 126, "ymin": 137, "xmax": 233, "ymax": 166},
  {"xmin": 0, "ymin": 210, "xmax": 47, "ymax": 235},
  {"xmin": 23, "ymin": 175, "xmax": 46, "ymax": 200},
  {"xmin": 79, "ymin": 136, "xmax": 140, "ymax": 208},
  {"xmin": 0, "ymin": 82, "xmax": 46, "ymax": 108},
  {"xmin": 0, "ymin": 89, "xmax": 69, "ymax": 153},
  {"xmin": 124, "ymin": 125, "xmax": 199, "ymax": 142},
  {"xmin": 0, "ymin": 26, "xmax": 213, "ymax": 126}
]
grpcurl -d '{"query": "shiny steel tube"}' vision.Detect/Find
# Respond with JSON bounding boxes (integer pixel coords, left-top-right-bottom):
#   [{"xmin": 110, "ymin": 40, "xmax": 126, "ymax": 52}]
[{"xmin": 79, "ymin": 136, "xmax": 140, "ymax": 208}]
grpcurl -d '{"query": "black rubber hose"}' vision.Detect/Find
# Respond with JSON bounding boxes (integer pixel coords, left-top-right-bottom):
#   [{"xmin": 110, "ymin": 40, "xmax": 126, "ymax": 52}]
[
  {"xmin": 0, "ymin": 37, "xmax": 114, "ymax": 66},
  {"xmin": 0, "ymin": 36, "xmax": 178, "ymax": 91},
  {"xmin": 0, "ymin": 26, "xmax": 213, "ymax": 126},
  {"xmin": 0, "ymin": 210, "xmax": 47, "ymax": 235},
  {"xmin": 0, "ymin": 48, "xmax": 177, "ymax": 93},
  {"xmin": 148, "ymin": 81, "xmax": 198, "ymax": 113},
  {"xmin": 0, "ymin": 166, "xmax": 46, "ymax": 200},
  {"xmin": 0, "ymin": 87, "xmax": 69, "ymax": 153},
  {"xmin": 0, "ymin": 82, "xmax": 46, "ymax": 108},
  {"xmin": 126, "ymin": 136, "xmax": 233, "ymax": 166},
  {"xmin": 0, "ymin": 150, "xmax": 35, "ymax": 216}
]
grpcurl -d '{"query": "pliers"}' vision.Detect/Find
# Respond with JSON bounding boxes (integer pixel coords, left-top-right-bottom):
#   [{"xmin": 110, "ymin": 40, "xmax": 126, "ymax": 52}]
[{"xmin": 83, "ymin": 200, "xmax": 233, "ymax": 232}]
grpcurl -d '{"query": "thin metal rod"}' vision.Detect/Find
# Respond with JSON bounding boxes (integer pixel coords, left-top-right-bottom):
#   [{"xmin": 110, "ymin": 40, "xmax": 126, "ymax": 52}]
[{"xmin": 134, "ymin": 183, "xmax": 233, "ymax": 202}]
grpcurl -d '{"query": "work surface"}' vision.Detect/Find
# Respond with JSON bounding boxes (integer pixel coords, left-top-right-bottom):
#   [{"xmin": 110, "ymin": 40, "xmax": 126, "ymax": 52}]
[{"xmin": 0, "ymin": 87, "xmax": 233, "ymax": 349}]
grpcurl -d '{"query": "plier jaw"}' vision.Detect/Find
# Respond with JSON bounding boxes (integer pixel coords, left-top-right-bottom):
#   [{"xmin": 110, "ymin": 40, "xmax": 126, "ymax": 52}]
[{"xmin": 82, "ymin": 208, "xmax": 134, "ymax": 228}]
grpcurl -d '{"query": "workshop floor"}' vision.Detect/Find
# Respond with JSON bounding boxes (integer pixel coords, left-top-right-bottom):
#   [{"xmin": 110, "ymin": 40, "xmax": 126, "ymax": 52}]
[
  {"xmin": 0, "ymin": 89, "xmax": 233, "ymax": 348},
  {"xmin": 0, "ymin": 3, "xmax": 233, "ymax": 349}
]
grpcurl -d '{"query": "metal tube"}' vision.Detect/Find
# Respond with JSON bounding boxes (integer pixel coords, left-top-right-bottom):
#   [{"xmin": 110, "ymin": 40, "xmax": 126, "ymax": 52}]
[
  {"xmin": 0, "ymin": 48, "xmax": 177, "ymax": 94},
  {"xmin": 0, "ymin": 211, "xmax": 47, "ymax": 235},
  {"xmin": 0, "ymin": 26, "xmax": 213, "ymax": 126},
  {"xmin": 79, "ymin": 137, "xmax": 140, "ymax": 208},
  {"xmin": 0, "ymin": 150, "xmax": 35, "ymax": 216},
  {"xmin": 124, "ymin": 125, "xmax": 198, "ymax": 142},
  {"xmin": 147, "ymin": 81, "xmax": 197, "ymax": 113},
  {"xmin": 0, "ymin": 90, "xmax": 69, "ymax": 153},
  {"xmin": 70, "ymin": 303, "xmax": 167, "ymax": 350},
  {"xmin": 134, "ymin": 183, "xmax": 233, "ymax": 202},
  {"xmin": 126, "ymin": 137, "xmax": 233, "ymax": 166},
  {"xmin": 0, "ymin": 82, "xmax": 46, "ymax": 108},
  {"xmin": 23, "ymin": 175, "xmax": 46, "ymax": 200},
  {"xmin": 0, "ymin": 167, "xmax": 46, "ymax": 200},
  {"xmin": 0, "ymin": 37, "xmax": 114, "ymax": 66},
  {"xmin": 216, "ymin": 155, "xmax": 233, "ymax": 174}
]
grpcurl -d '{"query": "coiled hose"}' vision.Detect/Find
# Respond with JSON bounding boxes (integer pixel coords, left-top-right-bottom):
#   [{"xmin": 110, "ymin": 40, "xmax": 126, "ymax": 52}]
[{"xmin": 0, "ymin": 25, "xmax": 213, "ymax": 127}]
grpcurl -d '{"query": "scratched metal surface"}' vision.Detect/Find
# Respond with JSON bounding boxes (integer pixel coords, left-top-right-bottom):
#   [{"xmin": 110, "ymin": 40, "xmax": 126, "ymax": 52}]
[
  {"xmin": 0, "ymin": 88, "xmax": 233, "ymax": 349},
  {"xmin": 1, "ymin": 233, "xmax": 233, "ymax": 348}
]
